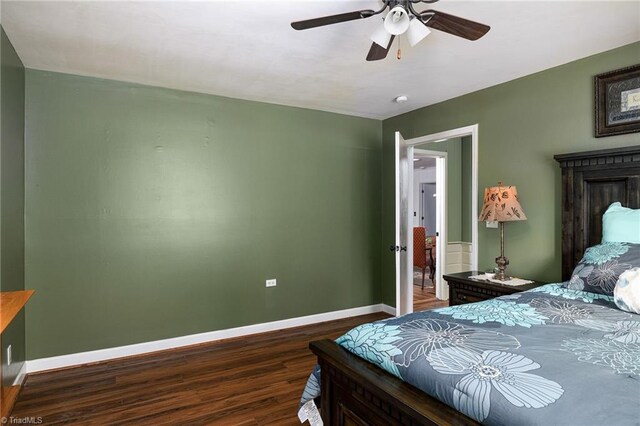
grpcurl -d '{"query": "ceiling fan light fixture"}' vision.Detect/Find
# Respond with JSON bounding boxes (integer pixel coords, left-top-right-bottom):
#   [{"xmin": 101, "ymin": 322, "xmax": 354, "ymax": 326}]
[
  {"xmin": 370, "ymin": 21, "xmax": 392, "ymax": 48},
  {"xmin": 383, "ymin": 6, "xmax": 410, "ymax": 35},
  {"xmin": 407, "ymin": 18, "xmax": 431, "ymax": 47}
]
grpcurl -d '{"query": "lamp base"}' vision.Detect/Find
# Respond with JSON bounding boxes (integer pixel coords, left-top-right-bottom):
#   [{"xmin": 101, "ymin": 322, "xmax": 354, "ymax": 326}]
[{"xmin": 495, "ymin": 255, "xmax": 509, "ymax": 281}]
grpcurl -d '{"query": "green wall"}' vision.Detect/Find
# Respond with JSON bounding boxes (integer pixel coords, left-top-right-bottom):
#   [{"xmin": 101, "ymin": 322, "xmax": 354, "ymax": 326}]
[
  {"xmin": 25, "ymin": 70, "xmax": 382, "ymax": 359},
  {"xmin": 17, "ymin": 40, "xmax": 640, "ymax": 357},
  {"xmin": 381, "ymin": 41, "xmax": 640, "ymax": 306},
  {"xmin": 1, "ymin": 27, "xmax": 26, "ymax": 385}
]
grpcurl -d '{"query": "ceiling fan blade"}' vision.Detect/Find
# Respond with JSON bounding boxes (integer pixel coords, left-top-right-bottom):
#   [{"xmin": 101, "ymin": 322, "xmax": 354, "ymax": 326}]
[
  {"xmin": 420, "ymin": 10, "xmax": 490, "ymax": 41},
  {"xmin": 291, "ymin": 9, "xmax": 375, "ymax": 30},
  {"xmin": 366, "ymin": 35, "xmax": 395, "ymax": 61}
]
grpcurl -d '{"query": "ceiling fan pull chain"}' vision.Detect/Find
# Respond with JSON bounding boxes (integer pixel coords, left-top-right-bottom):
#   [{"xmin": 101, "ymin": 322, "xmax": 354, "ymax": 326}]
[{"xmin": 396, "ymin": 37, "xmax": 402, "ymax": 60}]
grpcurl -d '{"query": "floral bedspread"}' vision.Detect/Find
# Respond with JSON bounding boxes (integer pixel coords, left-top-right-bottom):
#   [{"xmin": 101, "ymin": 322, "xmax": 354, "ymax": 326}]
[{"xmin": 300, "ymin": 284, "xmax": 640, "ymax": 425}]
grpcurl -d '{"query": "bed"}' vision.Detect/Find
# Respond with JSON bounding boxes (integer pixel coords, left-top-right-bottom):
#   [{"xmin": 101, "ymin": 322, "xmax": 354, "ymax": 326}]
[{"xmin": 302, "ymin": 146, "xmax": 640, "ymax": 426}]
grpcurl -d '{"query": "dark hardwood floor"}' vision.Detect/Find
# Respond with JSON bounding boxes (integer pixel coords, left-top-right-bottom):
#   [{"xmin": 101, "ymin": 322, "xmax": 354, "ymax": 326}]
[
  {"xmin": 11, "ymin": 312, "xmax": 390, "ymax": 425},
  {"xmin": 413, "ymin": 285, "xmax": 446, "ymax": 312},
  {"xmin": 413, "ymin": 268, "xmax": 446, "ymax": 312}
]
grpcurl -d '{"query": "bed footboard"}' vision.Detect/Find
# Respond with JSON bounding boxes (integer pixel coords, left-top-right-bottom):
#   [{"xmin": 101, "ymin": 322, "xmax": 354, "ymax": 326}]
[{"xmin": 309, "ymin": 339, "xmax": 477, "ymax": 426}]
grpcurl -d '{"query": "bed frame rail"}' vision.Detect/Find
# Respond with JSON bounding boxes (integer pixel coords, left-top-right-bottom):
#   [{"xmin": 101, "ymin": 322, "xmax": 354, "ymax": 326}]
[{"xmin": 310, "ymin": 339, "xmax": 478, "ymax": 426}]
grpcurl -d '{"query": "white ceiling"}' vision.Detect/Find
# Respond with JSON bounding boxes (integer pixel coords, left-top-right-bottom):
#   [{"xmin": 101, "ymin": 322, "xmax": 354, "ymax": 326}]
[
  {"xmin": 414, "ymin": 156, "xmax": 436, "ymax": 169},
  {"xmin": 3, "ymin": 1, "xmax": 639, "ymax": 119}
]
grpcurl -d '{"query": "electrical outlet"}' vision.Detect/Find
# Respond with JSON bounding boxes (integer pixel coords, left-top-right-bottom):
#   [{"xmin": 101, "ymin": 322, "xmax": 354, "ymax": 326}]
[
  {"xmin": 486, "ymin": 221, "xmax": 499, "ymax": 229},
  {"xmin": 266, "ymin": 279, "xmax": 277, "ymax": 288},
  {"xmin": 7, "ymin": 345, "xmax": 12, "ymax": 366}
]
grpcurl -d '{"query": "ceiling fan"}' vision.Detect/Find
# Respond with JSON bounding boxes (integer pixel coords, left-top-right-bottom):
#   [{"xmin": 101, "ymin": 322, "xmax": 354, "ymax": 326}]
[{"xmin": 291, "ymin": 0, "xmax": 490, "ymax": 61}]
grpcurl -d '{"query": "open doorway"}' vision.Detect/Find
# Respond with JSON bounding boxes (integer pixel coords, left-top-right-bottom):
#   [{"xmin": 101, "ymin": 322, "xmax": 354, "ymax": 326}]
[
  {"xmin": 412, "ymin": 150, "xmax": 446, "ymax": 312},
  {"xmin": 394, "ymin": 125, "xmax": 478, "ymax": 316}
]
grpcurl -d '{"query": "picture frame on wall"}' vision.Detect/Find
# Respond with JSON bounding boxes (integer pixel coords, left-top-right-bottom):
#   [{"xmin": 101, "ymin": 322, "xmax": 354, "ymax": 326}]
[{"xmin": 595, "ymin": 64, "xmax": 640, "ymax": 138}]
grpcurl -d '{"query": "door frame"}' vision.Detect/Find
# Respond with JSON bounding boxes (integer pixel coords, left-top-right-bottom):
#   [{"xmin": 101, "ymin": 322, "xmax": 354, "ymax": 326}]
[
  {"xmin": 396, "ymin": 124, "xmax": 479, "ymax": 314},
  {"xmin": 413, "ymin": 149, "xmax": 447, "ymax": 302}
]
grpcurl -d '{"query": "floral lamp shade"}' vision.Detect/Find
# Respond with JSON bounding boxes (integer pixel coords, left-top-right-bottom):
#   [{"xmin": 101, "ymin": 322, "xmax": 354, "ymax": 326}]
[{"xmin": 479, "ymin": 185, "xmax": 527, "ymax": 222}]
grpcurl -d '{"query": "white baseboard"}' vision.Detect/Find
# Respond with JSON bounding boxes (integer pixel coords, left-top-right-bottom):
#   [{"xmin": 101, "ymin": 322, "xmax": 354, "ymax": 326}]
[
  {"xmin": 381, "ymin": 304, "xmax": 396, "ymax": 316},
  {"xmin": 12, "ymin": 362, "xmax": 27, "ymax": 386},
  {"xmin": 27, "ymin": 304, "xmax": 388, "ymax": 374}
]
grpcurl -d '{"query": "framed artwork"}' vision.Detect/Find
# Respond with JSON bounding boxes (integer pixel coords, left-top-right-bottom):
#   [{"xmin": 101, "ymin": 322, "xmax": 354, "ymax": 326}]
[{"xmin": 595, "ymin": 64, "xmax": 640, "ymax": 138}]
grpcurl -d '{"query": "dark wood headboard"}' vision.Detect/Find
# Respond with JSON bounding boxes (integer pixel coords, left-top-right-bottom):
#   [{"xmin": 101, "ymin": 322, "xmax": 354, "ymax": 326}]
[{"xmin": 555, "ymin": 146, "xmax": 640, "ymax": 281}]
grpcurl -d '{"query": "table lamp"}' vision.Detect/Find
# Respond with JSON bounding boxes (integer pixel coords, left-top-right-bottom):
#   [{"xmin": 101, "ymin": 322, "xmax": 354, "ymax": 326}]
[{"xmin": 478, "ymin": 183, "xmax": 527, "ymax": 280}]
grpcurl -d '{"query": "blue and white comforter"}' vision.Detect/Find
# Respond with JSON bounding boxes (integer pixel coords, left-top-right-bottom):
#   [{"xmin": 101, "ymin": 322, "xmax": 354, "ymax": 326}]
[{"xmin": 301, "ymin": 284, "xmax": 640, "ymax": 425}]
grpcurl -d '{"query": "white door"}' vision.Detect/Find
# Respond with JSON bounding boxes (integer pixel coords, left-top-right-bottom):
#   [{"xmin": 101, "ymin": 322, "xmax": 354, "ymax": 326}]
[
  {"xmin": 395, "ymin": 132, "xmax": 412, "ymax": 316},
  {"xmin": 435, "ymin": 156, "xmax": 448, "ymax": 300},
  {"xmin": 421, "ymin": 182, "xmax": 437, "ymax": 234}
]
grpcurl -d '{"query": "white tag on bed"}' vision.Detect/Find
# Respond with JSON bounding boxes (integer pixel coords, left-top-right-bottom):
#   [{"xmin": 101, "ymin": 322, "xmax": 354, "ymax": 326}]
[{"xmin": 298, "ymin": 400, "xmax": 323, "ymax": 425}]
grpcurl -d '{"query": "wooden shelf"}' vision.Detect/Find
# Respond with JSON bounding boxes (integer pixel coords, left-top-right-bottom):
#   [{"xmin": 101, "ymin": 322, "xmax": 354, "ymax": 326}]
[
  {"xmin": 0, "ymin": 290, "xmax": 35, "ymax": 418},
  {"xmin": 1, "ymin": 386, "xmax": 20, "ymax": 418},
  {"xmin": 1, "ymin": 290, "xmax": 34, "ymax": 334}
]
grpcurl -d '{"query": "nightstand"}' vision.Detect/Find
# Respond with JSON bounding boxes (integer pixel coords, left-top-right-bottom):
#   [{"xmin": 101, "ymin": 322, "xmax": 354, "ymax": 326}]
[{"xmin": 444, "ymin": 271, "xmax": 548, "ymax": 306}]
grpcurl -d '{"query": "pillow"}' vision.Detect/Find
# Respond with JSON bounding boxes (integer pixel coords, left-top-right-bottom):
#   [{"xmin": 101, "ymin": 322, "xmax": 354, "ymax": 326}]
[
  {"xmin": 602, "ymin": 202, "xmax": 640, "ymax": 244},
  {"xmin": 614, "ymin": 267, "xmax": 640, "ymax": 313},
  {"xmin": 565, "ymin": 242, "xmax": 640, "ymax": 296}
]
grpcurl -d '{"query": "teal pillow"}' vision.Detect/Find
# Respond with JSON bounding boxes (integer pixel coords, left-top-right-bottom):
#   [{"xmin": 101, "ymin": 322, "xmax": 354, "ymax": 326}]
[{"xmin": 602, "ymin": 202, "xmax": 640, "ymax": 244}]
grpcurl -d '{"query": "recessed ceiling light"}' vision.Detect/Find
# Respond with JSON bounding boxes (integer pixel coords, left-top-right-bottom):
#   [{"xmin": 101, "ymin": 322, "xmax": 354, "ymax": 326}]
[{"xmin": 394, "ymin": 95, "xmax": 408, "ymax": 103}]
